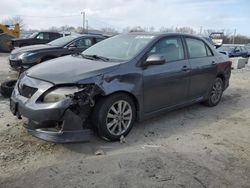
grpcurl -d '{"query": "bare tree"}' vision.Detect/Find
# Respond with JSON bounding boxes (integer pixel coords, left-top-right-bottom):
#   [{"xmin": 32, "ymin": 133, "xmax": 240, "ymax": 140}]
[
  {"xmin": 48, "ymin": 26, "xmax": 59, "ymax": 32},
  {"xmin": 143, "ymin": 26, "xmax": 155, "ymax": 32},
  {"xmin": 101, "ymin": 27, "xmax": 118, "ymax": 34},
  {"xmin": 129, "ymin": 26, "xmax": 145, "ymax": 32},
  {"xmin": 122, "ymin": 26, "xmax": 131, "ymax": 33},
  {"xmin": 175, "ymin": 27, "xmax": 196, "ymax": 34},
  {"xmin": 159, "ymin": 27, "xmax": 174, "ymax": 33},
  {"xmin": 59, "ymin": 25, "xmax": 76, "ymax": 32},
  {"xmin": 2, "ymin": 16, "xmax": 25, "ymax": 30}
]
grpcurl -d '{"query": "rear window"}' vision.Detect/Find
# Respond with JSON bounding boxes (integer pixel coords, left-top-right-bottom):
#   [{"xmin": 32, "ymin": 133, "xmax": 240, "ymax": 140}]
[
  {"xmin": 206, "ymin": 45, "xmax": 213, "ymax": 56},
  {"xmin": 186, "ymin": 38, "xmax": 207, "ymax": 58}
]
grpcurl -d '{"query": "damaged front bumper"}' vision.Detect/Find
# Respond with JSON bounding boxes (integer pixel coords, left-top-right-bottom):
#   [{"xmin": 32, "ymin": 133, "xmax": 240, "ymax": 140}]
[{"xmin": 10, "ymin": 75, "xmax": 98, "ymax": 143}]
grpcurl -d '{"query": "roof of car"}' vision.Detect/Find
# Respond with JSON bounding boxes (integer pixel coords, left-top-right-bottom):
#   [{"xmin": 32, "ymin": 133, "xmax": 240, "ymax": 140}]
[
  {"xmin": 62, "ymin": 34, "xmax": 106, "ymax": 38},
  {"xmin": 125, "ymin": 32, "xmax": 205, "ymax": 38},
  {"xmin": 38, "ymin": 31, "xmax": 61, "ymax": 33}
]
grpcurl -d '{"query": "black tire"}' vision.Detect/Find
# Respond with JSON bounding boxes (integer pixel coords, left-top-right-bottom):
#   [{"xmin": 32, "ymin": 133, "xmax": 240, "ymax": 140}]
[
  {"xmin": 203, "ymin": 77, "xmax": 223, "ymax": 107},
  {"xmin": 92, "ymin": 93, "xmax": 136, "ymax": 141},
  {"xmin": 0, "ymin": 80, "xmax": 17, "ymax": 98}
]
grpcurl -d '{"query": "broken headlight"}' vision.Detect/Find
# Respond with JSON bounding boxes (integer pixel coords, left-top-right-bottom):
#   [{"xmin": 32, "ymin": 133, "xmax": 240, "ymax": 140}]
[{"xmin": 43, "ymin": 87, "xmax": 83, "ymax": 103}]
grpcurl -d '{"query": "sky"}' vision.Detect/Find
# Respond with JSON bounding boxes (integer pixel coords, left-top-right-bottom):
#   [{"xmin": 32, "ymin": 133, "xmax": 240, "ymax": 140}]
[{"xmin": 1, "ymin": 0, "xmax": 250, "ymax": 36}]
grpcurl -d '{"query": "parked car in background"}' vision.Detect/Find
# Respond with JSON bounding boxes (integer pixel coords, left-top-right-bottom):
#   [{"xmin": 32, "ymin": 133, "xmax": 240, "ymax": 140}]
[
  {"xmin": 209, "ymin": 32, "xmax": 224, "ymax": 48},
  {"xmin": 245, "ymin": 44, "xmax": 250, "ymax": 56},
  {"xmin": 202, "ymin": 36, "xmax": 215, "ymax": 47},
  {"xmin": 218, "ymin": 44, "xmax": 249, "ymax": 58},
  {"xmin": 11, "ymin": 31, "xmax": 62, "ymax": 48},
  {"xmin": 10, "ymin": 33, "xmax": 231, "ymax": 143},
  {"xmin": 9, "ymin": 34, "xmax": 106, "ymax": 71}
]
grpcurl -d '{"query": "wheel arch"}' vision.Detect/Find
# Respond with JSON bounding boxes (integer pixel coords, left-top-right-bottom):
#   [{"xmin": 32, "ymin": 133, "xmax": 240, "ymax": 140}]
[
  {"xmin": 95, "ymin": 90, "xmax": 140, "ymax": 116},
  {"xmin": 216, "ymin": 73, "xmax": 225, "ymax": 89}
]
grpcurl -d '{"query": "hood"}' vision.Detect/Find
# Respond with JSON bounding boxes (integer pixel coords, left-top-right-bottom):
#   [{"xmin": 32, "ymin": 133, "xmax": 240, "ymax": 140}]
[
  {"xmin": 11, "ymin": 44, "xmax": 60, "ymax": 54},
  {"xmin": 26, "ymin": 55, "xmax": 120, "ymax": 84}
]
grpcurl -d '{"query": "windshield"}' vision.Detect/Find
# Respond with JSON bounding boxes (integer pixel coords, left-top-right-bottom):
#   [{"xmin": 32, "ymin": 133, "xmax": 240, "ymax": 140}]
[
  {"xmin": 82, "ymin": 34, "xmax": 155, "ymax": 62},
  {"xmin": 28, "ymin": 32, "xmax": 38, "ymax": 38},
  {"xmin": 218, "ymin": 46, "xmax": 235, "ymax": 52},
  {"xmin": 48, "ymin": 35, "xmax": 78, "ymax": 46}
]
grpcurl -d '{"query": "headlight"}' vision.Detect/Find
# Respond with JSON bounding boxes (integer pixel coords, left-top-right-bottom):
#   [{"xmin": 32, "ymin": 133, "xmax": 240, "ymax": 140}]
[
  {"xmin": 43, "ymin": 87, "xmax": 83, "ymax": 103},
  {"xmin": 18, "ymin": 52, "xmax": 35, "ymax": 60}
]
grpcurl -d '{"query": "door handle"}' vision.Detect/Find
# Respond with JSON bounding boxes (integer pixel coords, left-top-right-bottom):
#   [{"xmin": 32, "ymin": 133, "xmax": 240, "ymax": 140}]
[
  {"xmin": 182, "ymin": 65, "xmax": 191, "ymax": 71},
  {"xmin": 212, "ymin": 61, "xmax": 216, "ymax": 65}
]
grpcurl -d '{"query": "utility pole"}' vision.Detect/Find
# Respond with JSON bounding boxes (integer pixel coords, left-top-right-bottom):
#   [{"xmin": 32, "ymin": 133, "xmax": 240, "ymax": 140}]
[
  {"xmin": 232, "ymin": 28, "xmax": 236, "ymax": 44},
  {"xmin": 199, "ymin": 26, "xmax": 203, "ymax": 35},
  {"xmin": 81, "ymin": 11, "xmax": 85, "ymax": 32},
  {"xmin": 86, "ymin": 20, "xmax": 88, "ymax": 33}
]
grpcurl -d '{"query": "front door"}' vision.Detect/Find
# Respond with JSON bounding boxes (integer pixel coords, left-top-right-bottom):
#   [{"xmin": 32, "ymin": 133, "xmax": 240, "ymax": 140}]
[
  {"xmin": 35, "ymin": 32, "xmax": 50, "ymax": 44},
  {"xmin": 143, "ymin": 36, "xmax": 191, "ymax": 113},
  {"xmin": 74, "ymin": 37, "xmax": 93, "ymax": 53}
]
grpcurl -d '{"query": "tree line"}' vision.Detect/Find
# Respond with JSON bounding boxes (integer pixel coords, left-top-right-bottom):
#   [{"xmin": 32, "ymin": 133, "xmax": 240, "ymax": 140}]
[{"xmin": 1, "ymin": 16, "xmax": 250, "ymax": 44}]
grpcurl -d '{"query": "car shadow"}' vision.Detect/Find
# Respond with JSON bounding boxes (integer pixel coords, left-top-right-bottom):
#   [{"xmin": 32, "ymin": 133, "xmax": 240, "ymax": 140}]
[{"xmin": 62, "ymin": 86, "xmax": 246, "ymax": 155}]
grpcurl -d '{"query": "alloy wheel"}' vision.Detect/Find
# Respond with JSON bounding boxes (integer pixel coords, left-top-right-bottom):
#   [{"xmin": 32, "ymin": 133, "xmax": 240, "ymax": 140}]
[
  {"xmin": 106, "ymin": 100, "xmax": 133, "ymax": 136},
  {"xmin": 210, "ymin": 78, "xmax": 223, "ymax": 104}
]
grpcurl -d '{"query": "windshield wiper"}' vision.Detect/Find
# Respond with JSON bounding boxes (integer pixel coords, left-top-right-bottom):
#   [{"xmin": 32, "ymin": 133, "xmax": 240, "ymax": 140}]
[
  {"xmin": 84, "ymin": 54, "xmax": 110, "ymax": 62},
  {"xmin": 78, "ymin": 54, "xmax": 96, "ymax": 60}
]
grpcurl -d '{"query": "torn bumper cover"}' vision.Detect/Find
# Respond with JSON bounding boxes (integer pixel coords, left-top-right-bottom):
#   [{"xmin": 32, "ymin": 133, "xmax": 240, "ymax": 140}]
[
  {"xmin": 10, "ymin": 75, "xmax": 101, "ymax": 143},
  {"xmin": 23, "ymin": 110, "xmax": 93, "ymax": 143}
]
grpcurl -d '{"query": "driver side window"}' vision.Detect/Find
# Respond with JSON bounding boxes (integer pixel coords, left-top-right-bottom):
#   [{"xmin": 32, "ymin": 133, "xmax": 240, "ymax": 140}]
[
  {"xmin": 235, "ymin": 46, "xmax": 241, "ymax": 52},
  {"xmin": 149, "ymin": 37, "xmax": 184, "ymax": 62},
  {"xmin": 36, "ymin": 33, "xmax": 44, "ymax": 40},
  {"xmin": 36, "ymin": 33, "xmax": 49, "ymax": 40},
  {"xmin": 75, "ymin": 38, "xmax": 93, "ymax": 48}
]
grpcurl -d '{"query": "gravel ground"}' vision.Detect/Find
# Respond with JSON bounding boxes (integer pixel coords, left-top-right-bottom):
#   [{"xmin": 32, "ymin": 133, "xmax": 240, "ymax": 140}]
[{"xmin": 0, "ymin": 52, "xmax": 250, "ymax": 188}]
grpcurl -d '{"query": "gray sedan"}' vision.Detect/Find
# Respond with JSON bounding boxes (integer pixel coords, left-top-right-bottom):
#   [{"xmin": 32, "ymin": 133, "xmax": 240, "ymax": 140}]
[{"xmin": 10, "ymin": 33, "xmax": 231, "ymax": 143}]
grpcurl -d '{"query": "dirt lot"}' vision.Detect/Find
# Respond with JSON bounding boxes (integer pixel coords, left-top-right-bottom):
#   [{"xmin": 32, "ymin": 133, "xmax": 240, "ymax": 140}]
[{"xmin": 0, "ymin": 53, "xmax": 249, "ymax": 188}]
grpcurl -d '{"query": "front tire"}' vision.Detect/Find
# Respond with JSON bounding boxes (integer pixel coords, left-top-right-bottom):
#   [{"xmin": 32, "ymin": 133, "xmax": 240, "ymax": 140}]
[
  {"xmin": 204, "ymin": 77, "xmax": 223, "ymax": 107},
  {"xmin": 92, "ymin": 93, "xmax": 136, "ymax": 141}
]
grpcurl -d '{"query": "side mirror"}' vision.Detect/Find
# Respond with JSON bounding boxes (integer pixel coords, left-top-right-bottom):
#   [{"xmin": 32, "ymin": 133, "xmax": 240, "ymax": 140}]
[
  {"xmin": 234, "ymin": 49, "xmax": 240, "ymax": 53},
  {"xmin": 145, "ymin": 54, "xmax": 165, "ymax": 66}
]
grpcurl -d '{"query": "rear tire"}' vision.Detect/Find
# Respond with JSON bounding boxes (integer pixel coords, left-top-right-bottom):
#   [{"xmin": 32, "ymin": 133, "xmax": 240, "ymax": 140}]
[
  {"xmin": 92, "ymin": 93, "xmax": 136, "ymax": 141},
  {"xmin": 0, "ymin": 79, "xmax": 17, "ymax": 98},
  {"xmin": 203, "ymin": 77, "xmax": 223, "ymax": 107}
]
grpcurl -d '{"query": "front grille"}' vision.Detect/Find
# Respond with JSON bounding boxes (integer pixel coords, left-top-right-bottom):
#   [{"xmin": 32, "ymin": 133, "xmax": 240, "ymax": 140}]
[
  {"xmin": 9, "ymin": 59, "xmax": 22, "ymax": 67},
  {"xmin": 18, "ymin": 84, "xmax": 38, "ymax": 98}
]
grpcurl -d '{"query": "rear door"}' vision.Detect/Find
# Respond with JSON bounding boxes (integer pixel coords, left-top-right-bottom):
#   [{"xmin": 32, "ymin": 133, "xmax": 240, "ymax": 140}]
[
  {"xmin": 185, "ymin": 37, "xmax": 217, "ymax": 100},
  {"xmin": 233, "ymin": 46, "xmax": 242, "ymax": 57},
  {"xmin": 240, "ymin": 46, "xmax": 248, "ymax": 58},
  {"xmin": 143, "ymin": 36, "xmax": 191, "ymax": 113},
  {"xmin": 49, "ymin": 33, "xmax": 61, "ymax": 42}
]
